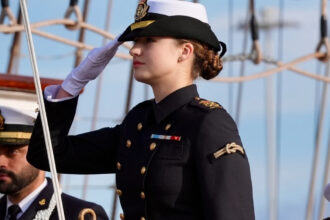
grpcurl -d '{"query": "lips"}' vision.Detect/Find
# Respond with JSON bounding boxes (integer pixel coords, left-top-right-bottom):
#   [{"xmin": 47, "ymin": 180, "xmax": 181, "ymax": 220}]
[
  {"xmin": 0, "ymin": 173, "xmax": 9, "ymax": 180},
  {"xmin": 0, "ymin": 170, "xmax": 12, "ymax": 180},
  {"xmin": 133, "ymin": 60, "xmax": 144, "ymax": 68}
]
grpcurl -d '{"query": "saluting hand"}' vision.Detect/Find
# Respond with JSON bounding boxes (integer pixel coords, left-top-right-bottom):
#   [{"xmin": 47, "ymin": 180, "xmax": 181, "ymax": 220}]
[{"xmin": 61, "ymin": 34, "xmax": 123, "ymax": 96}]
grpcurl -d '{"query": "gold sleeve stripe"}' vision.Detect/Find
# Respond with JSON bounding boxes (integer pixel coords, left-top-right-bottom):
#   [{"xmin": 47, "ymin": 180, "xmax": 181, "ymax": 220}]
[
  {"xmin": 0, "ymin": 131, "xmax": 32, "ymax": 139},
  {"xmin": 213, "ymin": 142, "xmax": 245, "ymax": 159},
  {"xmin": 130, "ymin": 20, "xmax": 155, "ymax": 31}
]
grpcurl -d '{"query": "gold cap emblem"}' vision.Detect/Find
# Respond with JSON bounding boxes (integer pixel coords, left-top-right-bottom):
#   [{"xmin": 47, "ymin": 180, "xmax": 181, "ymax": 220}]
[
  {"xmin": 0, "ymin": 109, "xmax": 5, "ymax": 131},
  {"xmin": 135, "ymin": 0, "xmax": 149, "ymax": 21},
  {"xmin": 39, "ymin": 198, "xmax": 46, "ymax": 205}
]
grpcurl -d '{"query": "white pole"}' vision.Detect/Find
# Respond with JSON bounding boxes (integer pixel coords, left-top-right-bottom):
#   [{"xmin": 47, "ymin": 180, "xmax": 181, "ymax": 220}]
[{"xmin": 19, "ymin": 1, "xmax": 65, "ymax": 219}]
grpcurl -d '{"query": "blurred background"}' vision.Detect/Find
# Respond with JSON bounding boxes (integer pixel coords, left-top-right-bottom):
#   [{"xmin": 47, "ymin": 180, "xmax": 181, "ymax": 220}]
[{"xmin": 0, "ymin": 0, "xmax": 329, "ymax": 219}]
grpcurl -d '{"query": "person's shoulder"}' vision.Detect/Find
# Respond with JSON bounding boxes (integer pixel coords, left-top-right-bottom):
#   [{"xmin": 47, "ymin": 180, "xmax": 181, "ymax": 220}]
[
  {"xmin": 188, "ymin": 97, "xmax": 238, "ymax": 131},
  {"xmin": 188, "ymin": 97, "xmax": 232, "ymax": 120},
  {"xmin": 61, "ymin": 193, "xmax": 108, "ymax": 219},
  {"xmin": 189, "ymin": 97, "xmax": 224, "ymax": 112},
  {"xmin": 62, "ymin": 193, "xmax": 101, "ymax": 208}
]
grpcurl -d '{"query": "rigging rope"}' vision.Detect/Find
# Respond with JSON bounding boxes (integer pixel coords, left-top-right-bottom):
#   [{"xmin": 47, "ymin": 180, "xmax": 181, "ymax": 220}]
[
  {"xmin": 234, "ymin": 0, "xmax": 249, "ymax": 125},
  {"xmin": 306, "ymin": 0, "xmax": 330, "ymax": 218},
  {"xmin": 19, "ymin": 0, "xmax": 65, "ymax": 219},
  {"xmin": 276, "ymin": 0, "xmax": 285, "ymax": 217},
  {"xmin": 227, "ymin": 0, "xmax": 234, "ymax": 114},
  {"xmin": 316, "ymin": 0, "xmax": 330, "ymax": 62},
  {"xmin": 318, "ymin": 127, "xmax": 330, "ymax": 220},
  {"xmin": 0, "ymin": 16, "xmax": 329, "ymax": 84},
  {"xmin": 0, "ymin": 0, "xmax": 16, "ymax": 27},
  {"xmin": 218, "ymin": 52, "xmax": 330, "ymax": 83},
  {"xmin": 64, "ymin": 0, "xmax": 82, "ymax": 30},
  {"xmin": 0, "ymin": 19, "xmax": 131, "ymax": 59},
  {"xmin": 249, "ymin": 0, "xmax": 262, "ymax": 64}
]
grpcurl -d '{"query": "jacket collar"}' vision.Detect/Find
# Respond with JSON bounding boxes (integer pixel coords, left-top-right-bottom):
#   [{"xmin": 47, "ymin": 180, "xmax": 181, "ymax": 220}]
[
  {"xmin": 152, "ymin": 84, "xmax": 199, "ymax": 124},
  {"xmin": 19, "ymin": 177, "xmax": 54, "ymax": 220},
  {"xmin": 0, "ymin": 196, "xmax": 6, "ymax": 220},
  {"xmin": 0, "ymin": 178, "xmax": 53, "ymax": 220}
]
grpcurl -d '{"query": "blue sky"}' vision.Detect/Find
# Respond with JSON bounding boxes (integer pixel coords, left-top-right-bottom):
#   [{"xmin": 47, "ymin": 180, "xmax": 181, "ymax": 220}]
[{"xmin": 0, "ymin": 0, "xmax": 330, "ymax": 219}]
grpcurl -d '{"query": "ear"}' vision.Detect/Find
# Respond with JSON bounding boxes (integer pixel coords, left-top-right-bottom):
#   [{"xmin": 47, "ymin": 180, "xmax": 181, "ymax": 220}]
[{"xmin": 178, "ymin": 42, "xmax": 194, "ymax": 63}]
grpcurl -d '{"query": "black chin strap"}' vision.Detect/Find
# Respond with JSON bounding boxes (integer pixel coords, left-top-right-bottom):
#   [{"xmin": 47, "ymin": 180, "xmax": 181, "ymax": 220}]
[{"xmin": 219, "ymin": 41, "xmax": 227, "ymax": 58}]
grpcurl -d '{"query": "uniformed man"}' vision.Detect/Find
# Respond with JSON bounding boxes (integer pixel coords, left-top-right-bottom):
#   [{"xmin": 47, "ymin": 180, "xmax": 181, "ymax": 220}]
[{"xmin": 0, "ymin": 105, "xmax": 109, "ymax": 220}]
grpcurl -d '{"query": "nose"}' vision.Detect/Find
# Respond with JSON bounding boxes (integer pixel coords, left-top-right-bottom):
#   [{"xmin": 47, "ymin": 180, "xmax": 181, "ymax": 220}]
[
  {"xmin": 0, "ymin": 154, "xmax": 8, "ymax": 168},
  {"xmin": 129, "ymin": 43, "xmax": 141, "ymax": 57}
]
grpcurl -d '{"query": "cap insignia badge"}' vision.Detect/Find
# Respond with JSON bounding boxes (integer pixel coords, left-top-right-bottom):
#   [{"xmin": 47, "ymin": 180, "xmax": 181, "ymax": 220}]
[
  {"xmin": 0, "ymin": 109, "xmax": 5, "ymax": 131},
  {"xmin": 199, "ymin": 100, "xmax": 222, "ymax": 109},
  {"xmin": 135, "ymin": 0, "xmax": 149, "ymax": 21},
  {"xmin": 39, "ymin": 198, "xmax": 46, "ymax": 205}
]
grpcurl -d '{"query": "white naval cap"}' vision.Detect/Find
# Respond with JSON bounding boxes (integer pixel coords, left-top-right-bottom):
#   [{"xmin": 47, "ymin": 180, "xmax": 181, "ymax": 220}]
[
  {"xmin": 147, "ymin": 0, "xmax": 208, "ymax": 23},
  {"xmin": 0, "ymin": 105, "xmax": 37, "ymax": 145},
  {"xmin": 119, "ymin": 0, "xmax": 226, "ymax": 55}
]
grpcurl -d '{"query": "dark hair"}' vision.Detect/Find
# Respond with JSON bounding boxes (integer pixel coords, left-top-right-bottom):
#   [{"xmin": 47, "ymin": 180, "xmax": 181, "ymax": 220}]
[{"xmin": 178, "ymin": 39, "xmax": 223, "ymax": 80}]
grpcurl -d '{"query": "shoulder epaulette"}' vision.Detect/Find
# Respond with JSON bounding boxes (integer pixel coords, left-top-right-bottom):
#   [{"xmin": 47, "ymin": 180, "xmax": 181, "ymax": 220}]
[{"xmin": 190, "ymin": 97, "xmax": 223, "ymax": 110}]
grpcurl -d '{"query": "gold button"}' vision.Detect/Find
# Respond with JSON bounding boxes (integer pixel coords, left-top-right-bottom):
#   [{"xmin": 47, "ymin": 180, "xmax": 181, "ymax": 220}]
[
  {"xmin": 117, "ymin": 162, "xmax": 122, "ymax": 170},
  {"xmin": 120, "ymin": 213, "xmax": 125, "ymax": 220},
  {"xmin": 116, "ymin": 189, "xmax": 122, "ymax": 196},
  {"xmin": 140, "ymin": 192, "xmax": 145, "ymax": 199},
  {"xmin": 149, "ymin": 142, "xmax": 157, "ymax": 151},
  {"xmin": 165, "ymin": 123, "xmax": 171, "ymax": 131},
  {"xmin": 140, "ymin": 217, "xmax": 146, "ymax": 220},
  {"xmin": 140, "ymin": 166, "xmax": 146, "ymax": 174},
  {"xmin": 195, "ymin": 96, "xmax": 200, "ymax": 100},
  {"xmin": 137, "ymin": 123, "xmax": 143, "ymax": 131},
  {"xmin": 126, "ymin": 140, "xmax": 132, "ymax": 148}
]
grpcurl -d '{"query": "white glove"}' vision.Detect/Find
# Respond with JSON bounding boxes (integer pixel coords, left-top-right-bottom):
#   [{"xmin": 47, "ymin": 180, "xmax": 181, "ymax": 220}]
[{"xmin": 61, "ymin": 34, "xmax": 123, "ymax": 96}]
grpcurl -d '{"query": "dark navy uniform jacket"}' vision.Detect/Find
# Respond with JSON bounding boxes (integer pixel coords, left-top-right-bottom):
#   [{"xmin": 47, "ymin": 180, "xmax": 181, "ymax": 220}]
[
  {"xmin": 0, "ymin": 178, "xmax": 108, "ymax": 220},
  {"xmin": 28, "ymin": 84, "xmax": 255, "ymax": 220}
]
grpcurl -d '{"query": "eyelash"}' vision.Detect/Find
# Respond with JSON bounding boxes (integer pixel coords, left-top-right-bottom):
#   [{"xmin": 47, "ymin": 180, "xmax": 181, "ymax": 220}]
[
  {"xmin": 134, "ymin": 37, "xmax": 156, "ymax": 44},
  {"xmin": 145, "ymin": 37, "xmax": 155, "ymax": 43},
  {"xmin": 8, "ymin": 149, "xmax": 19, "ymax": 155}
]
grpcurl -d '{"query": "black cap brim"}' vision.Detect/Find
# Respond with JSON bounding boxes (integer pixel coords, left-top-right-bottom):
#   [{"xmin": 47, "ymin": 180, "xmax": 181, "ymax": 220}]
[{"xmin": 119, "ymin": 15, "xmax": 225, "ymax": 54}]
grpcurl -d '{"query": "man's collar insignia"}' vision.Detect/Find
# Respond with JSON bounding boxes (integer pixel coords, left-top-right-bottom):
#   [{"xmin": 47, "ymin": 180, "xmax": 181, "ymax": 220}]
[
  {"xmin": 135, "ymin": 0, "xmax": 149, "ymax": 21},
  {"xmin": 39, "ymin": 199, "xmax": 46, "ymax": 206},
  {"xmin": 0, "ymin": 109, "xmax": 5, "ymax": 131}
]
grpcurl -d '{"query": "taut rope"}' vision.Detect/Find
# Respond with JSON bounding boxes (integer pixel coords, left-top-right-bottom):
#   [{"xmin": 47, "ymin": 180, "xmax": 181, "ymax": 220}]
[{"xmin": 19, "ymin": 0, "xmax": 65, "ymax": 219}]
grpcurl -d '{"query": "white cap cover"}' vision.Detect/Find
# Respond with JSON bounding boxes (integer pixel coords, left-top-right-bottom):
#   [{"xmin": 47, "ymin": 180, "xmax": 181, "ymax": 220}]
[
  {"xmin": 0, "ymin": 105, "xmax": 37, "ymax": 145},
  {"xmin": 148, "ymin": 0, "xmax": 208, "ymax": 23}
]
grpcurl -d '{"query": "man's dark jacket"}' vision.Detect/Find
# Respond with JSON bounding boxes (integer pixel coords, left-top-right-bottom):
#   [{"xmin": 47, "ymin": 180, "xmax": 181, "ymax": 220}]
[{"xmin": 0, "ymin": 178, "xmax": 109, "ymax": 220}]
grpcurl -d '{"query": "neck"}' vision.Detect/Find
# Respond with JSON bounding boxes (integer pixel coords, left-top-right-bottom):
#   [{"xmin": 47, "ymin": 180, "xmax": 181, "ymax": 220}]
[
  {"xmin": 8, "ymin": 173, "xmax": 45, "ymax": 204},
  {"xmin": 152, "ymin": 80, "xmax": 193, "ymax": 103}
]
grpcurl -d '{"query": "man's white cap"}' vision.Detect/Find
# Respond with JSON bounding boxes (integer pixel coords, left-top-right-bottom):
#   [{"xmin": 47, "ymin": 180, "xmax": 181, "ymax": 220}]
[{"xmin": 0, "ymin": 105, "xmax": 37, "ymax": 145}]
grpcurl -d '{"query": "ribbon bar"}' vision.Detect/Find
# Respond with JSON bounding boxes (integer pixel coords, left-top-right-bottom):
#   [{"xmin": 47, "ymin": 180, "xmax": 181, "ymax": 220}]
[{"xmin": 151, "ymin": 134, "xmax": 181, "ymax": 141}]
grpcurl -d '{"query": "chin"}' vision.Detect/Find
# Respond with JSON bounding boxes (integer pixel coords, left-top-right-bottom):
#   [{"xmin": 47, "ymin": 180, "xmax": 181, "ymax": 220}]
[{"xmin": 133, "ymin": 72, "xmax": 151, "ymax": 84}]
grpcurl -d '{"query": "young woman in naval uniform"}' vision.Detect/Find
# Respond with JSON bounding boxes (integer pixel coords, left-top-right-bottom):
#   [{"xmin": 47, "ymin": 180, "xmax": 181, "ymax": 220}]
[{"xmin": 28, "ymin": 0, "xmax": 255, "ymax": 219}]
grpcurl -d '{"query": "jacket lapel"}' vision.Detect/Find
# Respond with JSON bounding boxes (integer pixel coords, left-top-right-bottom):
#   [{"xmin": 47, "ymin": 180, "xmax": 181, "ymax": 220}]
[
  {"xmin": 19, "ymin": 178, "xmax": 54, "ymax": 220},
  {"xmin": 0, "ymin": 195, "xmax": 7, "ymax": 220}
]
